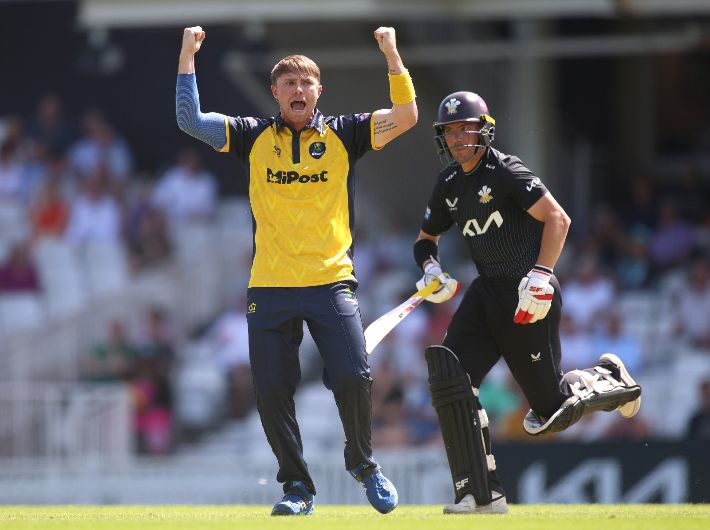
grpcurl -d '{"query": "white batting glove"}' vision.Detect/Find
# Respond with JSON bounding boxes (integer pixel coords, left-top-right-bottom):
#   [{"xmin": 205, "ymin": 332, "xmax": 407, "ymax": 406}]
[
  {"xmin": 416, "ymin": 258, "xmax": 460, "ymax": 304},
  {"xmin": 514, "ymin": 265, "xmax": 554, "ymax": 325}
]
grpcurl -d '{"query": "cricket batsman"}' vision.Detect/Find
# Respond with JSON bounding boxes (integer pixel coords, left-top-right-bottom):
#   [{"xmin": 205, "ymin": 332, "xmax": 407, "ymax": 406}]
[{"xmin": 413, "ymin": 91, "xmax": 642, "ymax": 514}]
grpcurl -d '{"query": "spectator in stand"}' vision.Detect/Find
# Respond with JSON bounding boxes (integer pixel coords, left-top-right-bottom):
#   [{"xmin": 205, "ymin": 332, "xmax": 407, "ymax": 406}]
[
  {"xmin": 621, "ymin": 177, "xmax": 657, "ymax": 232},
  {"xmin": 593, "ymin": 312, "xmax": 644, "ymax": 375},
  {"xmin": 152, "ymin": 148, "xmax": 217, "ymax": 227},
  {"xmin": 0, "ymin": 139, "xmax": 24, "ymax": 204},
  {"xmin": 372, "ymin": 385, "xmax": 411, "ymax": 448},
  {"xmin": 80, "ymin": 319, "xmax": 139, "ymax": 382},
  {"xmin": 64, "ymin": 171, "xmax": 122, "ymax": 245},
  {"xmin": 138, "ymin": 305, "xmax": 177, "ymax": 362},
  {"xmin": 131, "ymin": 355, "xmax": 174, "ymax": 454},
  {"xmin": 30, "ymin": 172, "xmax": 70, "ymax": 239},
  {"xmin": 559, "ymin": 313, "xmax": 596, "ymax": 373},
  {"xmin": 561, "ymin": 254, "xmax": 615, "ymax": 332},
  {"xmin": 648, "ymin": 200, "xmax": 696, "ymax": 274},
  {"xmin": 20, "ymin": 141, "xmax": 51, "ymax": 203},
  {"xmin": 137, "ymin": 305, "xmax": 177, "ymax": 390},
  {"xmin": 580, "ymin": 206, "xmax": 625, "ymax": 270},
  {"xmin": 205, "ymin": 299, "xmax": 254, "ymax": 419},
  {"xmin": 25, "ymin": 93, "xmax": 77, "ymax": 157},
  {"xmin": 375, "ymin": 218, "xmax": 414, "ymax": 271},
  {"xmin": 68, "ymin": 110, "xmax": 133, "ymax": 182},
  {"xmin": 660, "ymin": 166, "xmax": 710, "ymax": 225},
  {"xmin": 132, "ymin": 305, "xmax": 176, "ymax": 454},
  {"xmin": 674, "ymin": 256, "xmax": 710, "ymax": 349},
  {"xmin": 352, "ymin": 229, "xmax": 378, "ymax": 288},
  {"xmin": 0, "ymin": 115, "xmax": 27, "ymax": 155},
  {"xmin": 694, "ymin": 211, "xmax": 710, "ymax": 256},
  {"xmin": 123, "ymin": 182, "xmax": 172, "ymax": 272},
  {"xmin": 615, "ymin": 228, "xmax": 652, "ymax": 290},
  {"xmin": 686, "ymin": 379, "xmax": 710, "ymax": 440},
  {"xmin": 371, "ymin": 359, "xmax": 410, "ymax": 447},
  {"xmin": 0, "ymin": 241, "xmax": 40, "ymax": 293}
]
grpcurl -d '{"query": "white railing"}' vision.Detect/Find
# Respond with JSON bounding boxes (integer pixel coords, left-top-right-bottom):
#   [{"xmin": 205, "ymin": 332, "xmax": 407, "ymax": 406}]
[
  {"xmin": 0, "ymin": 209, "xmax": 254, "ymax": 385},
  {"xmin": 0, "ymin": 449, "xmax": 454, "ymax": 505},
  {"xmin": 0, "ymin": 383, "xmax": 132, "ymax": 460}
]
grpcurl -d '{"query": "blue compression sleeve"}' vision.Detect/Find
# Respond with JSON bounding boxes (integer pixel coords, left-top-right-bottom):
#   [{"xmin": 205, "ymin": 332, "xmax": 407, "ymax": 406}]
[{"xmin": 176, "ymin": 73, "xmax": 228, "ymax": 150}]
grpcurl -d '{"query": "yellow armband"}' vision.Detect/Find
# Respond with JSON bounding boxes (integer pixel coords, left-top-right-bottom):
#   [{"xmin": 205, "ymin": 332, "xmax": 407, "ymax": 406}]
[{"xmin": 389, "ymin": 70, "xmax": 416, "ymax": 105}]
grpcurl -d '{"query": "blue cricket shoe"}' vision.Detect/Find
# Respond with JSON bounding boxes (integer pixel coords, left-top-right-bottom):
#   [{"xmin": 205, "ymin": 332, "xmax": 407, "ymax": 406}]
[
  {"xmin": 271, "ymin": 480, "xmax": 314, "ymax": 516},
  {"xmin": 349, "ymin": 464, "xmax": 398, "ymax": 514}
]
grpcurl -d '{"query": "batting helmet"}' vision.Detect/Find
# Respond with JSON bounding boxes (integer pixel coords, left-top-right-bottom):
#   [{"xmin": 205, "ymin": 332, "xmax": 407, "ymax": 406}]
[{"xmin": 433, "ymin": 91, "xmax": 495, "ymax": 165}]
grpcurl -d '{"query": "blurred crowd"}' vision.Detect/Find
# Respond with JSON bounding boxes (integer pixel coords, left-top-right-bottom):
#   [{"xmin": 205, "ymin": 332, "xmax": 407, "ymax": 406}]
[
  {"xmin": 0, "ymin": 93, "xmax": 218, "ymax": 454},
  {"xmin": 0, "ymin": 93, "xmax": 217, "ymax": 277},
  {"xmin": 1, "ymin": 93, "xmax": 709, "ymax": 456}
]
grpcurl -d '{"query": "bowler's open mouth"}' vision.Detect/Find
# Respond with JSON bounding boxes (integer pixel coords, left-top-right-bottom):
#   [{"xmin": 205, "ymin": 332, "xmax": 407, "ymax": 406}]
[{"xmin": 290, "ymin": 101, "xmax": 306, "ymax": 111}]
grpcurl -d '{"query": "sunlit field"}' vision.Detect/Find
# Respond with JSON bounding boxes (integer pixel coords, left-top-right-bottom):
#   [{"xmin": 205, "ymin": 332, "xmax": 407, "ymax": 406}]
[{"xmin": 0, "ymin": 504, "xmax": 708, "ymax": 530}]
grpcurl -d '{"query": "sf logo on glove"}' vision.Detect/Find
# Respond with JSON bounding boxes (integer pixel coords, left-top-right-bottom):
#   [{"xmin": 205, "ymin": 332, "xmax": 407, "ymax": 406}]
[{"xmin": 514, "ymin": 265, "xmax": 554, "ymax": 325}]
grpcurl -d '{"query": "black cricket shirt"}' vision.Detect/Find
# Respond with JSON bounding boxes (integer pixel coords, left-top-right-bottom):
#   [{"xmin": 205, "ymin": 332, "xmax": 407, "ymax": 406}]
[{"xmin": 420, "ymin": 147, "xmax": 548, "ymax": 280}]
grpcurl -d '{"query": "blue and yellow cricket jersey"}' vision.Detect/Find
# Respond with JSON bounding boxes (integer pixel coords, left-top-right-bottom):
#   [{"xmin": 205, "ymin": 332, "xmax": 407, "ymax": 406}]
[{"xmin": 220, "ymin": 110, "xmax": 379, "ymax": 288}]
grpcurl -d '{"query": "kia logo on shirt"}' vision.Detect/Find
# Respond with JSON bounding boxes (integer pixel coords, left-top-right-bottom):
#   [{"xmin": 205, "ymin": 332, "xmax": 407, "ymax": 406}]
[{"xmin": 462, "ymin": 211, "xmax": 504, "ymax": 237}]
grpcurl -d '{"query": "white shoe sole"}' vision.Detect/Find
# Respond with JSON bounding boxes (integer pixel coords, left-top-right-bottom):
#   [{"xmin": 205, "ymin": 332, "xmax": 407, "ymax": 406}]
[
  {"xmin": 599, "ymin": 353, "xmax": 641, "ymax": 418},
  {"xmin": 443, "ymin": 494, "xmax": 508, "ymax": 514}
]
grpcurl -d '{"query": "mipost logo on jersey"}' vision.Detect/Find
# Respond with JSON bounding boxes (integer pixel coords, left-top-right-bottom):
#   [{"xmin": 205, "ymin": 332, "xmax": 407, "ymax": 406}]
[{"xmin": 266, "ymin": 168, "xmax": 329, "ymax": 184}]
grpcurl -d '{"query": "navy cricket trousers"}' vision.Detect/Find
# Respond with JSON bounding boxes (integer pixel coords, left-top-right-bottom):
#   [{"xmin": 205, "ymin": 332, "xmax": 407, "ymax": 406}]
[{"xmin": 246, "ymin": 281, "xmax": 376, "ymax": 495}]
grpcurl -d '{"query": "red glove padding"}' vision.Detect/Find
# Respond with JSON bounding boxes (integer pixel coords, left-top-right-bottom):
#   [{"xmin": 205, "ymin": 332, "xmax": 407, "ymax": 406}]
[{"xmin": 514, "ymin": 266, "xmax": 554, "ymax": 325}]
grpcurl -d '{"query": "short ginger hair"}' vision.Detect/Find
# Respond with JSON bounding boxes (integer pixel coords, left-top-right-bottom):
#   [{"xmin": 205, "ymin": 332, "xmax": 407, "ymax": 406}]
[{"xmin": 270, "ymin": 55, "xmax": 321, "ymax": 85}]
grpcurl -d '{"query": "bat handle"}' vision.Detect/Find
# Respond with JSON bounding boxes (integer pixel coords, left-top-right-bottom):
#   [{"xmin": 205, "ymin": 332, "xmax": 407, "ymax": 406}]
[{"xmin": 417, "ymin": 278, "xmax": 441, "ymax": 298}]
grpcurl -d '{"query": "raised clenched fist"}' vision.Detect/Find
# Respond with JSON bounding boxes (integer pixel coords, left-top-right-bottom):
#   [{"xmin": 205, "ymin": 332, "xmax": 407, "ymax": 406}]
[
  {"xmin": 373, "ymin": 27, "xmax": 397, "ymax": 54},
  {"xmin": 182, "ymin": 26, "xmax": 206, "ymax": 54}
]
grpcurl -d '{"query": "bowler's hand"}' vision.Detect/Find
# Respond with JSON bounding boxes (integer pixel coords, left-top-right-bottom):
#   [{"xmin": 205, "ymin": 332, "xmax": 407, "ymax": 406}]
[
  {"xmin": 182, "ymin": 26, "xmax": 206, "ymax": 55},
  {"xmin": 374, "ymin": 27, "xmax": 397, "ymax": 54}
]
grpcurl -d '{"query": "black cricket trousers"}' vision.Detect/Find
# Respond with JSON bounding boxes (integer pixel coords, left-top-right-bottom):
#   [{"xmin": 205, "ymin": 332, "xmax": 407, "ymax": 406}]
[
  {"xmin": 246, "ymin": 281, "xmax": 376, "ymax": 495},
  {"xmin": 442, "ymin": 276, "xmax": 567, "ymax": 419}
]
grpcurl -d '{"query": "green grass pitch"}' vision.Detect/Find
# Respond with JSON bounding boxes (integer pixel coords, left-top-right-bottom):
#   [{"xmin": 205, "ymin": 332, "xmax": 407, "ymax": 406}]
[{"xmin": 0, "ymin": 505, "xmax": 708, "ymax": 529}]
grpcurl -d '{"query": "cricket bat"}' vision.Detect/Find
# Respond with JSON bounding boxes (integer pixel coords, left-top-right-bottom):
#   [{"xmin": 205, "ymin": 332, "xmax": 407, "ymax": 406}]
[{"xmin": 364, "ymin": 279, "xmax": 441, "ymax": 355}]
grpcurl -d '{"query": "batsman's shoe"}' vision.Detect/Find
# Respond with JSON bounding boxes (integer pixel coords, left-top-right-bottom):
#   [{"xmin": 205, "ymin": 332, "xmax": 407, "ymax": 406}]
[
  {"xmin": 524, "ymin": 363, "xmax": 641, "ymax": 436},
  {"xmin": 596, "ymin": 353, "xmax": 641, "ymax": 418},
  {"xmin": 271, "ymin": 481, "xmax": 314, "ymax": 516},
  {"xmin": 349, "ymin": 464, "xmax": 398, "ymax": 514},
  {"xmin": 444, "ymin": 491, "xmax": 508, "ymax": 514}
]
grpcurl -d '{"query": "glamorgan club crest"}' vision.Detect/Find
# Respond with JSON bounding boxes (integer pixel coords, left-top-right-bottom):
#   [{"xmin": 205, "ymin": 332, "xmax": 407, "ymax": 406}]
[
  {"xmin": 309, "ymin": 141, "xmax": 326, "ymax": 159},
  {"xmin": 478, "ymin": 186, "xmax": 493, "ymax": 204},
  {"xmin": 445, "ymin": 98, "xmax": 461, "ymax": 115}
]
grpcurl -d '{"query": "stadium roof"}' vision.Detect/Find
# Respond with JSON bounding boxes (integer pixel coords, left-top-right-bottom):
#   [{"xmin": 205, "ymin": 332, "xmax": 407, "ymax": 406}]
[{"xmin": 77, "ymin": 0, "xmax": 710, "ymax": 29}]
